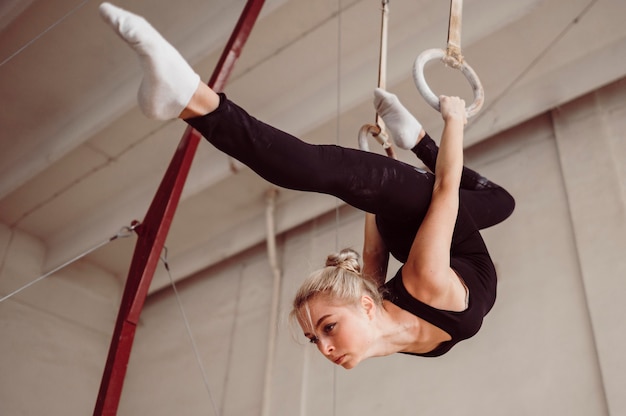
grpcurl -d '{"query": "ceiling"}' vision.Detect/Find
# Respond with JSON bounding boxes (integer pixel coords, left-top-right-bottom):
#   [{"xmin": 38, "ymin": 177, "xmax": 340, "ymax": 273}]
[{"xmin": 0, "ymin": 0, "xmax": 623, "ymax": 292}]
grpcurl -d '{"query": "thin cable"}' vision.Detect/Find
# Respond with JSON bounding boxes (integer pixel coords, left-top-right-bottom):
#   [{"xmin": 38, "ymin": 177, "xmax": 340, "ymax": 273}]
[
  {"xmin": 332, "ymin": 3, "xmax": 342, "ymax": 416},
  {"xmin": 0, "ymin": 0, "xmax": 92, "ymax": 68},
  {"xmin": 552, "ymin": 115, "xmax": 611, "ymax": 412},
  {"xmin": 471, "ymin": 0, "xmax": 599, "ymax": 128},
  {"xmin": 334, "ymin": 0, "xmax": 343, "ymax": 250},
  {"xmin": 0, "ymin": 224, "xmax": 137, "ymax": 303},
  {"xmin": 160, "ymin": 247, "xmax": 219, "ymax": 416},
  {"xmin": 218, "ymin": 265, "xmax": 244, "ymax": 415}
]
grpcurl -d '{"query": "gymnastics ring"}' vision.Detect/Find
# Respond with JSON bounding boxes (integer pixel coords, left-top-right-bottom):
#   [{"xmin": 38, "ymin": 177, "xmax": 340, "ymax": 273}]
[{"xmin": 412, "ymin": 48, "xmax": 484, "ymax": 118}]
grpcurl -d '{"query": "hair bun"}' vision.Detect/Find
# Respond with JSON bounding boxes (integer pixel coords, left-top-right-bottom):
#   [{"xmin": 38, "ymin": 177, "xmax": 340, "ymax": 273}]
[{"xmin": 325, "ymin": 248, "xmax": 361, "ymax": 274}]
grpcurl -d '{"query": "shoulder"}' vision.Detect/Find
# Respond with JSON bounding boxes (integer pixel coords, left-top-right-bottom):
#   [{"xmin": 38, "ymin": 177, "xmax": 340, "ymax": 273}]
[{"xmin": 401, "ymin": 266, "xmax": 468, "ymax": 312}]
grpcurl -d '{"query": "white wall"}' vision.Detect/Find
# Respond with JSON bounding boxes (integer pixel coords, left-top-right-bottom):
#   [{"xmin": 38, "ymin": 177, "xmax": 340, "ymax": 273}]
[
  {"xmin": 2, "ymin": 78, "xmax": 625, "ymax": 415},
  {"xmin": 119, "ymin": 79, "xmax": 624, "ymax": 415},
  {"xmin": 553, "ymin": 80, "xmax": 626, "ymax": 416},
  {"xmin": 0, "ymin": 223, "xmax": 122, "ymax": 415}
]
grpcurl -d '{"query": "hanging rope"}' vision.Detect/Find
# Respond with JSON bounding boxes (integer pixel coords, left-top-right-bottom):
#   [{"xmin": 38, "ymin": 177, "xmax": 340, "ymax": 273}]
[
  {"xmin": 412, "ymin": 0, "xmax": 484, "ymax": 117},
  {"xmin": 261, "ymin": 187, "xmax": 282, "ymax": 416},
  {"xmin": 357, "ymin": 0, "xmax": 396, "ymax": 159},
  {"xmin": 0, "ymin": 223, "xmax": 138, "ymax": 304}
]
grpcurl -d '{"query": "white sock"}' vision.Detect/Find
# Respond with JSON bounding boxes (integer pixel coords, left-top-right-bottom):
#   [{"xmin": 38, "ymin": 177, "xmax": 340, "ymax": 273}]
[
  {"xmin": 374, "ymin": 88, "xmax": 423, "ymax": 150},
  {"xmin": 99, "ymin": 2, "xmax": 200, "ymax": 120}
]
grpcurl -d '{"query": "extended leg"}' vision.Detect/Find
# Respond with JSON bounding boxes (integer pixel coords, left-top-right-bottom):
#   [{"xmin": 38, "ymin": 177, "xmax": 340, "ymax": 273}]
[
  {"xmin": 99, "ymin": 3, "xmax": 436, "ymax": 220},
  {"xmin": 99, "ymin": 2, "xmax": 203, "ymax": 119},
  {"xmin": 414, "ymin": 136, "xmax": 515, "ymax": 229},
  {"xmin": 185, "ymin": 95, "xmax": 436, "ymax": 219}
]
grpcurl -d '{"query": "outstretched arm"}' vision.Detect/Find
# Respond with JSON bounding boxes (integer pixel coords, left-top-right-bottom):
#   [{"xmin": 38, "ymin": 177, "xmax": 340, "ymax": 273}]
[
  {"xmin": 362, "ymin": 213, "xmax": 389, "ymax": 287},
  {"xmin": 402, "ymin": 96, "xmax": 468, "ymax": 310}
]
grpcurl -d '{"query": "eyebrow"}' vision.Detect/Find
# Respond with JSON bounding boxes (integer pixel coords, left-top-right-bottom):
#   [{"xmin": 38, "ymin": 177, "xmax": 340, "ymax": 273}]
[{"xmin": 303, "ymin": 314, "xmax": 332, "ymax": 337}]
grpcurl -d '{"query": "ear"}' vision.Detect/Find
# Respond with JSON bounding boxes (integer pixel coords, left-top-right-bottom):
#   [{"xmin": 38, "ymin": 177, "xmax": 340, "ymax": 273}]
[{"xmin": 360, "ymin": 295, "xmax": 376, "ymax": 319}]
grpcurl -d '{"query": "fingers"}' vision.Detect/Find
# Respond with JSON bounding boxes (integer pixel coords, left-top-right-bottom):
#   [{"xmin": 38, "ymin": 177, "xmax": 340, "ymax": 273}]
[{"xmin": 439, "ymin": 95, "xmax": 467, "ymax": 125}]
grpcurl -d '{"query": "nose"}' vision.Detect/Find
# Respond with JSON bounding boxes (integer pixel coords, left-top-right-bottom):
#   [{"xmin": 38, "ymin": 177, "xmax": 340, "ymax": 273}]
[{"xmin": 317, "ymin": 338, "xmax": 334, "ymax": 356}]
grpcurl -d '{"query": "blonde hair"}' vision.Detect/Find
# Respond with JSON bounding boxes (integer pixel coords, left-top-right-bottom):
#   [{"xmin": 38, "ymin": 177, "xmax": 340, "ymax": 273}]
[{"xmin": 289, "ymin": 248, "xmax": 383, "ymax": 329}]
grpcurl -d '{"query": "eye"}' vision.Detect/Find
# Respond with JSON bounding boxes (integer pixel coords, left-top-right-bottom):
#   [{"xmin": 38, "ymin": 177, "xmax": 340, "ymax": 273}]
[
  {"xmin": 308, "ymin": 335, "xmax": 319, "ymax": 344},
  {"xmin": 323, "ymin": 323, "xmax": 336, "ymax": 334}
]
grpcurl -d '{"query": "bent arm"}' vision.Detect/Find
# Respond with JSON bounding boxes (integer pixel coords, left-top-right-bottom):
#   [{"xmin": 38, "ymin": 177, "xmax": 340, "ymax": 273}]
[
  {"xmin": 403, "ymin": 96, "xmax": 467, "ymax": 308},
  {"xmin": 362, "ymin": 213, "xmax": 389, "ymax": 287}
]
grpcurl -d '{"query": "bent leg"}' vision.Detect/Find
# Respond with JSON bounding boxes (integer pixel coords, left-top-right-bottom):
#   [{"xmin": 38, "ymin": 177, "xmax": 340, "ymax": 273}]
[
  {"xmin": 412, "ymin": 135, "xmax": 515, "ymax": 229},
  {"xmin": 373, "ymin": 88, "xmax": 515, "ymax": 230},
  {"xmin": 99, "ymin": 2, "xmax": 201, "ymax": 120}
]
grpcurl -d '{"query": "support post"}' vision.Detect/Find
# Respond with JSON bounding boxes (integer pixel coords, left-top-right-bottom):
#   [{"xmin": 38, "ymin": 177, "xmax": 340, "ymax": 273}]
[{"xmin": 94, "ymin": 1, "xmax": 266, "ymax": 414}]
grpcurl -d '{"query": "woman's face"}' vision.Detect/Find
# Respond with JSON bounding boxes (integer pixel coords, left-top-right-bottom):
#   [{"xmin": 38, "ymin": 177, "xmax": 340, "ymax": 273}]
[{"xmin": 298, "ymin": 295, "xmax": 376, "ymax": 369}]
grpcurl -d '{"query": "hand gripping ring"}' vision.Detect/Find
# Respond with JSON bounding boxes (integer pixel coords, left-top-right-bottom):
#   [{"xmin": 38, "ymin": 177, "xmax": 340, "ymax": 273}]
[{"xmin": 413, "ymin": 48, "xmax": 484, "ymax": 118}]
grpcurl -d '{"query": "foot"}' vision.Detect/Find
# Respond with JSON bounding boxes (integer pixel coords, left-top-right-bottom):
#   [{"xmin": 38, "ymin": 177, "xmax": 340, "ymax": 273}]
[
  {"xmin": 99, "ymin": 2, "xmax": 201, "ymax": 120},
  {"xmin": 374, "ymin": 88, "xmax": 425, "ymax": 150}
]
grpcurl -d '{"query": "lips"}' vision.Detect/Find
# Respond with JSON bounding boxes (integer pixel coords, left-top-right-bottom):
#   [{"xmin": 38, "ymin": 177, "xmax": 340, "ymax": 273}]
[{"xmin": 333, "ymin": 355, "xmax": 346, "ymax": 365}]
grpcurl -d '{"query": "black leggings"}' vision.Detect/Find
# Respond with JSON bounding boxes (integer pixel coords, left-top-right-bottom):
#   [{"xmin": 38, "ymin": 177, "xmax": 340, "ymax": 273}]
[{"xmin": 186, "ymin": 94, "xmax": 515, "ymax": 263}]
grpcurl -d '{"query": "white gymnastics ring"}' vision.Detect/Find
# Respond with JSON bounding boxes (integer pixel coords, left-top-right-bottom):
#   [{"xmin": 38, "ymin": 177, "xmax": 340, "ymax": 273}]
[{"xmin": 413, "ymin": 48, "xmax": 484, "ymax": 118}]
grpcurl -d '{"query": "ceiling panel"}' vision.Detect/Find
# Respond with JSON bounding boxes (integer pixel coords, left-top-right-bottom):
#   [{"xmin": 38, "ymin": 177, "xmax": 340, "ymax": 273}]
[{"xmin": 0, "ymin": 0, "xmax": 623, "ymax": 288}]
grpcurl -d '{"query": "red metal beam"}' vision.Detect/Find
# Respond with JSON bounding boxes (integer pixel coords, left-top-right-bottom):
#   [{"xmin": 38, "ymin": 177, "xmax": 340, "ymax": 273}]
[{"xmin": 94, "ymin": 1, "xmax": 266, "ymax": 414}]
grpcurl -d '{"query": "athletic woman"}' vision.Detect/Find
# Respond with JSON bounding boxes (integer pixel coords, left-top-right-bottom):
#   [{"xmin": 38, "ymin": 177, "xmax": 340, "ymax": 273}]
[{"xmin": 99, "ymin": 2, "xmax": 515, "ymax": 368}]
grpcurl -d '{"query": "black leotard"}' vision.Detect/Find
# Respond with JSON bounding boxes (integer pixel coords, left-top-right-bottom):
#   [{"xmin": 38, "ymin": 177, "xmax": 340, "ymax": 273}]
[{"xmin": 186, "ymin": 94, "xmax": 515, "ymax": 357}]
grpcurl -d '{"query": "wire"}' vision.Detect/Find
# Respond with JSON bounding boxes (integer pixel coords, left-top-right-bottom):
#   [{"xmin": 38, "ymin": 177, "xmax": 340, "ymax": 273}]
[
  {"xmin": 0, "ymin": 0, "xmax": 92, "ymax": 68},
  {"xmin": 471, "ymin": 0, "xmax": 600, "ymax": 128},
  {"xmin": 160, "ymin": 247, "xmax": 220, "ymax": 416},
  {"xmin": 334, "ymin": 0, "xmax": 343, "ymax": 251},
  {"xmin": 0, "ymin": 224, "xmax": 137, "ymax": 304},
  {"xmin": 332, "ymin": 2, "xmax": 342, "ymax": 415}
]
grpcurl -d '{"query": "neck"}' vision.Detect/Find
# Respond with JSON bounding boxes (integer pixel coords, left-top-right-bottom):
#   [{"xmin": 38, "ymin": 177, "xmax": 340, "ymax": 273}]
[{"xmin": 366, "ymin": 300, "xmax": 422, "ymax": 357}]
